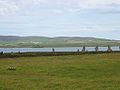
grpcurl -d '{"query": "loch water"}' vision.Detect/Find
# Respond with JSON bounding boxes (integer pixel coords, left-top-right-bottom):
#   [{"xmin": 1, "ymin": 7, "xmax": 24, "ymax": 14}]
[{"xmin": 0, "ymin": 46, "xmax": 120, "ymax": 53}]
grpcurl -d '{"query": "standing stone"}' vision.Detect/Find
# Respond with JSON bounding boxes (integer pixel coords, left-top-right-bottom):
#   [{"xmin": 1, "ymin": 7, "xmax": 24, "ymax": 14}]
[
  {"xmin": 95, "ymin": 46, "xmax": 99, "ymax": 52},
  {"xmin": 107, "ymin": 46, "xmax": 112, "ymax": 52},
  {"xmin": 18, "ymin": 51, "xmax": 21, "ymax": 54},
  {"xmin": 11, "ymin": 51, "xmax": 14, "ymax": 55},
  {"xmin": 0, "ymin": 51, "xmax": 3, "ymax": 55},
  {"xmin": 52, "ymin": 48, "xmax": 55, "ymax": 52},
  {"xmin": 77, "ymin": 49, "xmax": 79, "ymax": 52},
  {"xmin": 82, "ymin": 46, "xmax": 85, "ymax": 52}
]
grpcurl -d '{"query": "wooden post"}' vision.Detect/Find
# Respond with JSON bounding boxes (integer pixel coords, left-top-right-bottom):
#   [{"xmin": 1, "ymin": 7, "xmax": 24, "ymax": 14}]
[
  {"xmin": 95, "ymin": 46, "xmax": 99, "ymax": 52},
  {"xmin": 107, "ymin": 46, "xmax": 112, "ymax": 52},
  {"xmin": 82, "ymin": 46, "xmax": 85, "ymax": 52}
]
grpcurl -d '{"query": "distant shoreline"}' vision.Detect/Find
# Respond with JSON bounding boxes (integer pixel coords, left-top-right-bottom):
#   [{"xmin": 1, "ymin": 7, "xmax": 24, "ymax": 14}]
[{"xmin": 0, "ymin": 51, "xmax": 120, "ymax": 58}]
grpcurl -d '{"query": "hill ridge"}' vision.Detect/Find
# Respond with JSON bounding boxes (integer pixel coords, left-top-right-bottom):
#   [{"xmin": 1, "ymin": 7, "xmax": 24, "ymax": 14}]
[{"xmin": 0, "ymin": 36, "xmax": 119, "ymax": 47}]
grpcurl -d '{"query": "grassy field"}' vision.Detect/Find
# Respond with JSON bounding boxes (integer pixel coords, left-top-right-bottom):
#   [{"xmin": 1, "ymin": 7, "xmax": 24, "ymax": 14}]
[{"xmin": 0, "ymin": 53, "xmax": 120, "ymax": 90}]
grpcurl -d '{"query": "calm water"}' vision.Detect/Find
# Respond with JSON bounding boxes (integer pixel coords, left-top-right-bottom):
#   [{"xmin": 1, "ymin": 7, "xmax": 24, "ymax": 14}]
[{"xmin": 0, "ymin": 47, "xmax": 120, "ymax": 53}]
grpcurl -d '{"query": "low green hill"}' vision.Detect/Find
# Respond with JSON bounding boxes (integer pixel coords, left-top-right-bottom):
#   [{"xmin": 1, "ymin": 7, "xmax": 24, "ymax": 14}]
[{"xmin": 0, "ymin": 36, "xmax": 120, "ymax": 47}]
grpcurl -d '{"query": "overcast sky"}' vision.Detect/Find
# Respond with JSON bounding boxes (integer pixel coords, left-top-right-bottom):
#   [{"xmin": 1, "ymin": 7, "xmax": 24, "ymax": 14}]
[{"xmin": 0, "ymin": 0, "xmax": 120, "ymax": 39}]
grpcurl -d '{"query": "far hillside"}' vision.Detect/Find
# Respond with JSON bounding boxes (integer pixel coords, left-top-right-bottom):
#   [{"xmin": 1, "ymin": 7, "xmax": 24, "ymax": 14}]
[{"xmin": 0, "ymin": 36, "xmax": 120, "ymax": 48}]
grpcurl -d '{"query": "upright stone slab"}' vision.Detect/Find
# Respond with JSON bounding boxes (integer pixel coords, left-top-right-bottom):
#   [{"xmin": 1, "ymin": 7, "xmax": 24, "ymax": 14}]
[
  {"xmin": 107, "ymin": 46, "xmax": 112, "ymax": 52},
  {"xmin": 95, "ymin": 46, "xmax": 99, "ymax": 52},
  {"xmin": 82, "ymin": 46, "xmax": 86, "ymax": 52},
  {"xmin": 77, "ymin": 49, "xmax": 79, "ymax": 52},
  {"xmin": 52, "ymin": 48, "xmax": 55, "ymax": 52},
  {"xmin": 0, "ymin": 51, "xmax": 3, "ymax": 55}
]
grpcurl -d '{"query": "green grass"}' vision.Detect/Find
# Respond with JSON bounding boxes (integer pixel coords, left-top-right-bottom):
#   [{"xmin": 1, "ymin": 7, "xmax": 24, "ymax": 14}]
[{"xmin": 0, "ymin": 53, "xmax": 120, "ymax": 90}]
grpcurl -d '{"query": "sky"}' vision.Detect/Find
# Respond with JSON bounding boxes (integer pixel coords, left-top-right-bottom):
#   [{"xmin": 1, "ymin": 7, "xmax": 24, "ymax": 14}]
[{"xmin": 0, "ymin": 0, "xmax": 120, "ymax": 40}]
